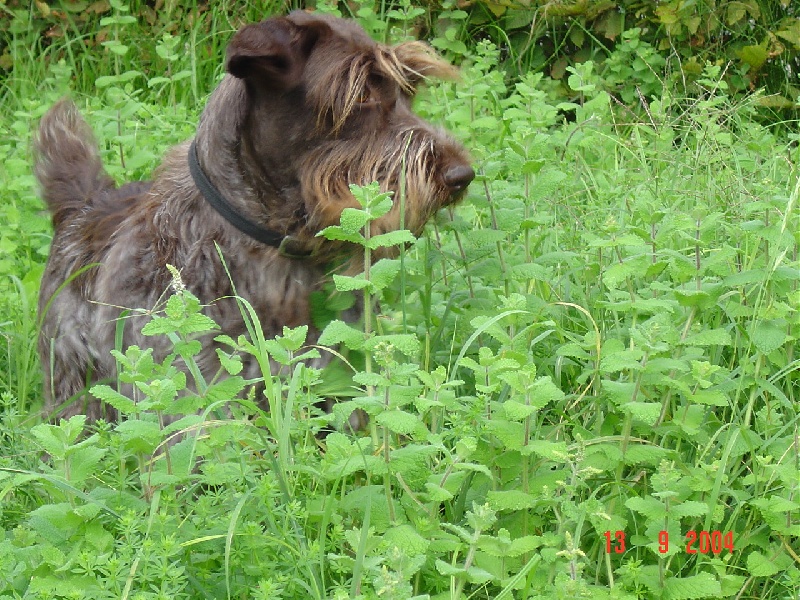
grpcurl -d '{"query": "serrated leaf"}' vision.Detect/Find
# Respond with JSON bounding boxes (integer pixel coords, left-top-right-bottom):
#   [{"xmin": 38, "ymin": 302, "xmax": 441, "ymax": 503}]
[
  {"xmin": 318, "ymin": 319, "xmax": 365, "ymax": 350},
  {"xmin": 369, "ymin": 258, "xmax": 401, "ymax": 290},
  {"xmin": 682, "ymin": 328, "xmax": 732, "ymax": 347},
  {"xmin": 511, "ymin": 263, "xmax": 550, "ymax": 281},
  {"xmin": 503, "ymin": 400, "xmax": 537, "ymax": 421},
  {"xmin": 520, "ymin": 439, "xmax": 567, "ymax": 460},
  {"xmin": 599, "ymin": 347, "xmax": 644, "ymax": 373},
  {"xmin": 530, "ymin": 376, "xmax": 565, "ymax": 407},
  {"xmin": 353, "ymin": 371, "xmax": 389, "ymax": 387},
  {"xmin": 424, "ymin": 482, "xmax": 454, "ymax": 502},
  {"xmin": 737, "ymin": 44, "xmax": 768, "ymax": 70},
  {"xmin": 216, "ymin": 349, "xmax": 243, "ymax": 375},
  {"xmin": 663, "ymin": 572, "xmax": 721, "ymax": 599},
  {"xmin": 316, "ymin": 225, "xmax": 365, "ymax": 245},
  {"xmin": 115, "ymin": 419, "xmax": 163, "ymax": 453},
  {"xmin": 382, "ymin": 524, "xmax": 430, "ymax": 555},
  {"xmin": 602, "ymin": 261, "xmax": 641, "ymax": 289},
  {"xmin": 95, "ymin": 70, "xmax": 142, "ymax": 88},
  {"xmin": 332, "ymin": 273, "xmax": 371, "ymax": 292},
  {"xmin": 623, "ymin": 444, "xmax": 670, "ymax": 465},
  {"xmin": 435, "ymin": 559, "xmax": 466, "ymax": 576},
  {"xmin": 466, "ymin": 566, "xmax": 495, "ymax": 583},
  {"xmin": 204, "ymin": 377, "xmax": 246, "ymax": 402},
  {"xmin": 462, "ymin": 229, "xmax": 506, "ymax": 248},
  {"xmin": 375, "ymin": 409, "xmax": 423, "ymax": 435},
  {"xmin": 621, "ymin": 401, "xmax": 661, "ymax": 425},
  {"xmin": 368, "ymin": 229, "xmax": 416, "ymax": 249},
  {"xmin": 746, "ymin": 550, "xmax": 781, "ymax": 576},
  {"xmin": 674, "ymin": 289, "xmax": 715, "ymax": 308},
  {"xmin": 750, "ymin": 320, "xmax": 787, "ymax": 354},
  {"xmin": 339, "ymin": 207, "xmax": 371, "ymax": 233},
  {"xmin": 90, "ymin": 384, "xmax": 136, "ymax": 414},
  {"xmin": 365, "ymin": 334, "xmax": 420, "ymax": 358},
  {"xmin": 690, "ymin": 390, "xmax": 728, "ymax": 406},
  {"xmin": 487, "ymin": 490, "xmax": 536, "ymax": 511},
  {"xmin": 68, "ymin": 446, "xmax": 107, "ymax": 485},
  {"xmin": 671, "ymin": 501, "xmax": 708, "ymax": 518},
  {"xmin": 626, "ymin": 496, "xmax": 666, "ymax": 519}
]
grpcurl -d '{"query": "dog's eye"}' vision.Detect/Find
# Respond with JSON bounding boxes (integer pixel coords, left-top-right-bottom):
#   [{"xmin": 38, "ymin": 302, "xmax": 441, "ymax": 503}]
[{"xmin": 356, "ymin": 87, "xmax": 379, "ymax": 106}]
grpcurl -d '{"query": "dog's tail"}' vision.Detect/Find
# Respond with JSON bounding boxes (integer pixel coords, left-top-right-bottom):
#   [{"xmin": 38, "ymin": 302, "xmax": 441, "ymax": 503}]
[{"xmin": 33, "ymin": 99, "xmax": 115, "ymax": 229}]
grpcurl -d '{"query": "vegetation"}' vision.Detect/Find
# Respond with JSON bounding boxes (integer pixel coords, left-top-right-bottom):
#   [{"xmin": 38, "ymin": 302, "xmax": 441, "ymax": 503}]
[{"xmin": 1, "ymin": 1, "xmax": 798, "ymax": 599}]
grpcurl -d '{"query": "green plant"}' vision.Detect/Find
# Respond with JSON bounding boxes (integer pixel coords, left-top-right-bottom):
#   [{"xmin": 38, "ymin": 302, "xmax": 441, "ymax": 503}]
[{"xmin": 1, "ymin": 3, "xmax": 798, "ymax": 598}]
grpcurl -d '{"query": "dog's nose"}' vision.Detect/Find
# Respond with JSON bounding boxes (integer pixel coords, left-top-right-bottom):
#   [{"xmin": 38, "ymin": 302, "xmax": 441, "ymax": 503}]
[{"xmin": 444, "ymin": 164, "xmax": 475, "ymax": 193}]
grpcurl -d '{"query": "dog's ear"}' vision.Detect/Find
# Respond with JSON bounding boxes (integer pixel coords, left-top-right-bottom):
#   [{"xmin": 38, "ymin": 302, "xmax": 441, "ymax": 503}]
[
  {"xmin": 226, "ymin": 18, "xmax": 326, "ymax": 89},
  {"xmin": 392, "ymin": 42, "xmax": 459, "ymax": 90}
]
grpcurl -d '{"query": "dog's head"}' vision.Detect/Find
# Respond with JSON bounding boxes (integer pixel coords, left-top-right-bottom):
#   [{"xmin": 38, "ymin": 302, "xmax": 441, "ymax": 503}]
[{"xmin": 201, "ymin": 11, "xmax": 473, "ymax": 261}]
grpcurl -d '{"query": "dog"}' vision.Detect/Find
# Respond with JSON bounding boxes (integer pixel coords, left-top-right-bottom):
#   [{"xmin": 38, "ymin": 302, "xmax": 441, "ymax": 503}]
[{"xmin": 34, "ymin": 10, "xmax": 474, "ymax": 422}]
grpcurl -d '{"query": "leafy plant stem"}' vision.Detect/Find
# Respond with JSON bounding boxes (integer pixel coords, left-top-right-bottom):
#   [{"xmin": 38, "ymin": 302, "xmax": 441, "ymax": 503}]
[{"xmin": 483, "ymin": 177, "xmax": 510, "ymax": 298}]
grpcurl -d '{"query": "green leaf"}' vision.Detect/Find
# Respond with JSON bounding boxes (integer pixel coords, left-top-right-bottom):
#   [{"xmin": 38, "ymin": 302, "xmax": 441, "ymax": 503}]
[
  {"xmin": 318, "ymin": 319, "xmax": 365, "ymax": 350},
  {"xmin": 90, "ymin": 384, "xmax": 137, "ymax": 414},
  {"xmin": 382, "ymin": 524, "xmax": 430, "ymax": 555},
  {"xmin": 600, "ymin": 346, "xmax": 644, "ymax": 373},
  {"xmin": 368, "ymin": 229, "xmax": 416, "ymax": 249},
  {"xmin": 674, "ymin": 289, "xmax": 714, "ymax": 309},
  {"xmin": 204, "ymin": 377, "xmax": 246, "ymax": 402},
  {"xmin": 671, "ymin": 501, "xmax": 708, "ymax": 518},
  {"xmin": 353, "ymin": 371, "xmax": 389, "ymax": 387},
  {"xmin": 681, "ymin": 328, "xmax": 732, "ymax": 347},
  {"xmin": 621, "ymin": 401, "xmax": 661, "ymax": 426},
  {"xmin": 424, "ymin": 482, "xmax": 454, "ymax": 502},
  {"xmin": 520, "ymin": 439, "xmax": 567, "ymax": 460},
  {"xmin": 663, "ymin": 572, "xmax": 721, "ymax": 599},
  {"xmin": 68, "ymin": 446, "xmax": 107, "ymax": 485},
  {"xmin": 114, "ymin": 419, "xmax": 163, "ymax": 453},
  {"xmin": 435, "ymin": 559, "xmax": 466, "ymax": 577},
  {"xmin": 95, "ymin": 70, "xmax": 142, "ymax": 88},
  {"xmin": 749, "ymin": 320, "xmax": 787, "ymax": 354},
  {"xmin": 365, "ymin": 333, "xmax": 420, "ymax": 358},
  {"xmin": 316, "ymin": 225, "xmax": 365, "ymax": 245},
  {"xmin": 529, "ymin": 376, "xmax": 565, "ymax": 408},
  {"xmin": 746, "ymin": 550, "xmax": 781, "ymax": 576},
  {"xmin": 503, "ymin": 400, "xmax": 537, "ymax": 421},
  {"xmin": 375, "ymin": 409, "xmax": 423, "ymax": 436},
  {"xmin": 626, "ymin": 496, "xmax": 666, "ymax": 519},
  {"xmin": 466, "ymin": 566, "xmax": 495, "ymax": 584},
  {"xmin": 487, "ymin": 490, "xmax": 536, "ymax": 511},
  {"xmin": 332, "ymin": 273, "xmax": 371, "ymax": 292},
  {"xmin": 776, "ymin": 20, "xmax": 800, "ymax": 49},
  {"xmin": 690, "ymin": 390, "xmax": 729, "ymax": 406},
  {"xmin": 216, "ymin": 349, "xmax": 243, "ymax": 375},
  {"xmin": 737, "ymin": 44, "xmax": 768, "ymax": 70},
  {"xmin": 30, "ymin": 416, "xmax": 88, "ymax": 459},
  {"xmin": 339, "ymin": 207, "xmax": 371, "ymax": 233},
  {"xmin": 108, "ymin": 43, "xmax": 130, "ymax": 56},
  {"xmin": 369, "ymin": 258, "xmax": 401, "ymax": 290},
  {"xmin": 511, "ymin": 263, "xmax": 550, "ymax": 281}
]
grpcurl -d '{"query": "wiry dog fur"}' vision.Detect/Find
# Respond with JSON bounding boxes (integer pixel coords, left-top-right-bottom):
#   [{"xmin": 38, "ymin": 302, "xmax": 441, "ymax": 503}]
[{"xmin": 35, "ymin": 11, "xmax": 474, "ymax": 421}]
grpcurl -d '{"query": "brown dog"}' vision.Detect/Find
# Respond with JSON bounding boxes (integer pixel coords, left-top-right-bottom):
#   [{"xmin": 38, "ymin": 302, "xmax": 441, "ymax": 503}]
[{"xmin": 34, "ymin": 11, "xmax": 473, "ymax": 421}]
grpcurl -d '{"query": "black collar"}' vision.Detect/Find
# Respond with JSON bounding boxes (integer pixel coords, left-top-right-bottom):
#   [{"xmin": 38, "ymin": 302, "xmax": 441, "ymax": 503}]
[{"xmin": 188, "ymin": 140, "xmax": 310, "ymax": 257}]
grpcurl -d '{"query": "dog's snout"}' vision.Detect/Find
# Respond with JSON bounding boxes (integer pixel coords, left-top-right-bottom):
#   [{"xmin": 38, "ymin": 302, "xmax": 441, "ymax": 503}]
[{"xmin": 443, "ymin": 164, "xmax": 475, "ymax": 193}]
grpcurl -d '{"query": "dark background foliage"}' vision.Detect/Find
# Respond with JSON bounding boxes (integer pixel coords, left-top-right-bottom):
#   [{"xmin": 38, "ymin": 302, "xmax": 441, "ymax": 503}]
[{"xmin": 2, "ymin": 0, "xmax": 799, "ymax": 119}]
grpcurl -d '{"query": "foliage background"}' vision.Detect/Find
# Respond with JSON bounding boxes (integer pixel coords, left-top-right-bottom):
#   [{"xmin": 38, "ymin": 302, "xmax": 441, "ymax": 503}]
[{"xmin": 0, "ymin": 1, "xmax": 798, "ymax": 599}]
